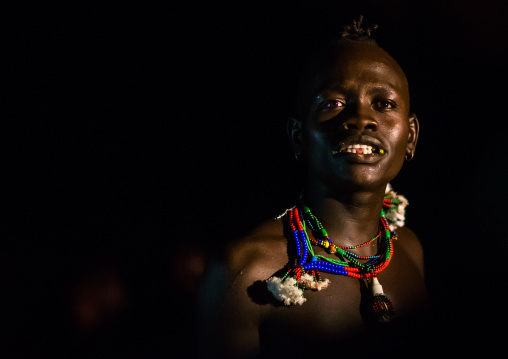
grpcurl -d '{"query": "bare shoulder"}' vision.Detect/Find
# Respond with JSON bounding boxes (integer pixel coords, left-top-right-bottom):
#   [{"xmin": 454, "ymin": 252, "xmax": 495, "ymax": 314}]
[
  {"xmin": 395, "ymin": 226, "xmax": 420, "ymax": 246},
  {"xmin": 199, "ymin": 218, "xmax": 287, "ymax": 303},
  {"xmin": 197, "ymin": 218, "xmax": 287, "ymax": 357},
  {"xmin": 223, "ymin": 218, "xmax": 287, "ymax": 280},
  {"xmin": 393, "ymin": 226, "xmax": 425, "ymax": 278}
]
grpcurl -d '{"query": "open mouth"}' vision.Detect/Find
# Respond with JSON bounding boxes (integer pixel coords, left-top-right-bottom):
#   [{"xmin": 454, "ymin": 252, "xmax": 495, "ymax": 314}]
[{"xmin": 332, "ymin": 143, "xmax": 385, "ymax": 156}]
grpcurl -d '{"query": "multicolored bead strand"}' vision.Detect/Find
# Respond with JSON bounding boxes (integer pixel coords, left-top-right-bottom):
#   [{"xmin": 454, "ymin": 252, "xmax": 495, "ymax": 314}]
[
  {"xmin": 293, "ymin": 204, "xmax": 396, "ymax": 322},
  {"xmin": 267, "ymin": 192, "xmax": 406, "ymax": 323},
  {"xmin": 291, "ymin": 205, "xmax": 395, "ymax": 280}
]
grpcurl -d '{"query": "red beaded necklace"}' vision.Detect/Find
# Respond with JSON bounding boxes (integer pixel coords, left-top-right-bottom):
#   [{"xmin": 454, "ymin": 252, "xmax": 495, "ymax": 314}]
[{"xmin": 267, "ymin": 187, "xmax": 408, "ymax": 323}]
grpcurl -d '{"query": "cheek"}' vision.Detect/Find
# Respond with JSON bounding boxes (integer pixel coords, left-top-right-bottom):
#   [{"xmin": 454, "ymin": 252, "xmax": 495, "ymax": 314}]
[
  {"xmin": 384, "ymin": 124, "xmax": 409, "ymax": 175},
  {"xmin": 303, "ymin": 135, "xmax": 328, "ymax": 168},
  {"xmin": 385, "ymin": 120, "xmax": 409, "ymax": 154},
  {"xmin": 302, "ymin": 123, "xmax": 326, "ymax": 154},
  {"xmin": 301, "ymin": 130, "xmax": 334, "ymax": 174}
]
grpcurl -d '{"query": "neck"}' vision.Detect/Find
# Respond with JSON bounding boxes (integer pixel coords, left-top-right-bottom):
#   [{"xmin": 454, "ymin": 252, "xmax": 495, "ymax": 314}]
[{"xmin": 303, "ymin": 184, "xmax": 386, "ymax": 248}]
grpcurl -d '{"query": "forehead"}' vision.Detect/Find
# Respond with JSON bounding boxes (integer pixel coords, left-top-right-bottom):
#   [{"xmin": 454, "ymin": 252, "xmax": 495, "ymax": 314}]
[
  {"xmin": 327, "ymin": 41, "xmax": 408, "ymax": 93},
  {"xmin": 298, "ymin": 41, "xmax": 409, "ymax": 115}
]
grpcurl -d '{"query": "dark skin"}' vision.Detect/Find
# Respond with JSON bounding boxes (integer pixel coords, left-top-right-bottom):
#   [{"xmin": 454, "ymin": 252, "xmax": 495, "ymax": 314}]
[{"xmin": 197, "ymin": 40, "xmax": 427, "ymax": 358}]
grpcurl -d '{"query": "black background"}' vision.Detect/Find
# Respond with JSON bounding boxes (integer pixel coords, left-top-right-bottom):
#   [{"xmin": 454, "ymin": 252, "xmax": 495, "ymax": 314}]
[{"xmin": 3, "ymin": 1, "xmax": 508, "ymax": 357}]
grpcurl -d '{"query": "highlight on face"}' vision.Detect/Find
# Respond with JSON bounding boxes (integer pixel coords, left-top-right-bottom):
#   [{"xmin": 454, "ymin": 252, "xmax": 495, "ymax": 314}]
[{"xmin": 290, "ymin": 39, "xmax": 419, "ymax": 191}]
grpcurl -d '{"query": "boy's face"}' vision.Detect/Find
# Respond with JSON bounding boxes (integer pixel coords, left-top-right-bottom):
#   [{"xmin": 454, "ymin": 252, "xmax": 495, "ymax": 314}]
[{"xmin": 294, "ymin": 41, "xmax": 418, "ymax": 193}]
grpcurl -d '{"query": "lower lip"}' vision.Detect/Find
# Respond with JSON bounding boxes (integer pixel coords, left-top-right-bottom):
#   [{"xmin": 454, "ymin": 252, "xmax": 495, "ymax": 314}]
[{"xmin": 332, "ymin": 151, "xmax": 385, "ymax": 164}]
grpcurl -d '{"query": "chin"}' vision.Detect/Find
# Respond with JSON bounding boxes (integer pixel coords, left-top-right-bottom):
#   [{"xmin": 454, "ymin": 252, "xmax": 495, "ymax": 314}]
[
  {"xmin": 334, "ymin": 168, "xmax": 396, "ymax": 191},
  {"xmin": 336, "ymin": 179, "xmax": 389, "ymax": 193}
]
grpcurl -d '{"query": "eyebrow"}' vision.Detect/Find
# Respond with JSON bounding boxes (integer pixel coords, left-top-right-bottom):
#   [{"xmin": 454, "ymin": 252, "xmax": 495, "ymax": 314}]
[
  {"xmin": 324, "ymin": 83, "xmax": 402, "ymax": 96},
  {"xmin": 367, "ymin": 85, "xmax": 400, "ymax": 96}
]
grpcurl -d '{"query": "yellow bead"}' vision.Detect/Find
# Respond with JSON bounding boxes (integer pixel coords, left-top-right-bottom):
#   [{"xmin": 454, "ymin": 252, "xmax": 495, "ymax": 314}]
[{"xmin": 323, "ymin": 241, "xmax": 329, "ymax": 248}]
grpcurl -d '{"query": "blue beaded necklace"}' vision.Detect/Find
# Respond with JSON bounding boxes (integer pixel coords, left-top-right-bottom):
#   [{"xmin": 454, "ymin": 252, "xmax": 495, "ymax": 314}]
[{"xmin": 267, "ymin": 185, "xmax": 409, "ymax": 323}]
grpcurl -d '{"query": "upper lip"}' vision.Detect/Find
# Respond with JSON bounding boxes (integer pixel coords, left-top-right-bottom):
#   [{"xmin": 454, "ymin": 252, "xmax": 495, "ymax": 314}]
[{"xmin": 333, "ymin": 135, "xmax": 385, "ymax": 153}]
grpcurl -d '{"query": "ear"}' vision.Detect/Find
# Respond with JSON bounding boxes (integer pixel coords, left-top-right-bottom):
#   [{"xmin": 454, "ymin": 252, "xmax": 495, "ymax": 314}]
[
  {"xmin": 287, "ymin": 117, "xmax": 303, "ymax": 157},
  {"xmin": 406, "ymin": 113, "xmax": 419, "ymax": 155}
]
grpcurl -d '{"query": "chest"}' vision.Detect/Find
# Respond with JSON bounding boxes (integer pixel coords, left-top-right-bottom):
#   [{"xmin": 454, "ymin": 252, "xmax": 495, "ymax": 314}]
[{"xmin": 260, "ymin": 243, "xmax": 428, "ymax": 341}]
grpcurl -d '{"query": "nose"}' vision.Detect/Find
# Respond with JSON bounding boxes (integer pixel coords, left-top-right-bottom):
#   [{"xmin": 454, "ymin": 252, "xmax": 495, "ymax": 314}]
[{"xmin": 343, "ymin": 105, "xmax": 377, "ymax": 132}]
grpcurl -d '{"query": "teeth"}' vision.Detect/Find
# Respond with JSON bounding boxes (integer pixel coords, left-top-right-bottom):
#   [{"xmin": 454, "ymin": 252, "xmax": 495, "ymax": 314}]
[
  {"xmin": 346, "ymin": 144, "xmax": 373, "ymax": 154},
  {"xmin": 332, "ymin": 144, "xmax": 385, "ymax": 155}
]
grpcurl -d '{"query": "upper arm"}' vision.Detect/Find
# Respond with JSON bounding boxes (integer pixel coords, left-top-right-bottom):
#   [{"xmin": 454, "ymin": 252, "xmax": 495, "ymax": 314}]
[
  {"xmin": 196, "ymin": 252, "xmax": 265, "ymax": 359},
  {"xmin": 196, "ymin": 222, "xmax": 285, "ymax": 358}
]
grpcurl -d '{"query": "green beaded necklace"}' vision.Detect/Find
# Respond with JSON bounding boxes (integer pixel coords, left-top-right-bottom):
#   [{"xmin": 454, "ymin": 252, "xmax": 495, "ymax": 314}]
[{"xmin": 267, "ymin": 184, "xmax": 409, "ymax": 323}]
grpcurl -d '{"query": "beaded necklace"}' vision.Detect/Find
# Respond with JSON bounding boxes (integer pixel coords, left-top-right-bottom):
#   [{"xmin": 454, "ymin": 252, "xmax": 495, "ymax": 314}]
[{"xmin": 266, "ymin": 184, "xmax": 408, "ymax": 323}]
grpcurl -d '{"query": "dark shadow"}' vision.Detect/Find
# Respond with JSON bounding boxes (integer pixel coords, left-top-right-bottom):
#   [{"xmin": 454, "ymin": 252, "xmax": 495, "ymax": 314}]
[
  {"xmin": 359, "ymin": 278, "xmax": 376, "ymax": 324},
  {"xmin": 247, "ymin": 280, "xmax": 285, "ymax": 306}
]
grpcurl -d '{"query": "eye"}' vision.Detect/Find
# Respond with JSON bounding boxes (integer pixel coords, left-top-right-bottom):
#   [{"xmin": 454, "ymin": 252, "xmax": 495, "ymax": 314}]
[
  {"xmin": 319, "ymin": 99, "xmax": 345, "ymax": 112},
  {"xmin": 373, "ymin": 100, "xmax": 397, "ymax": 111}
]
